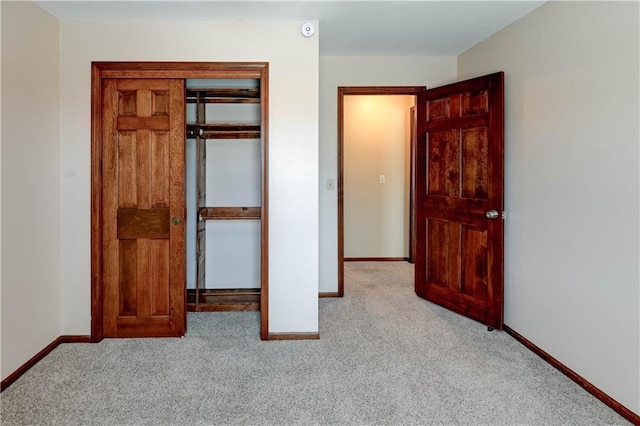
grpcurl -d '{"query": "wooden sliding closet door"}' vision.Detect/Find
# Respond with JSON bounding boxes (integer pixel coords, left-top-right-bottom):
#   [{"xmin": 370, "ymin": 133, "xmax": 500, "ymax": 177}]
[{"xmin": 102, "ymin": 78, "xmax": 186, "ymax": 337}]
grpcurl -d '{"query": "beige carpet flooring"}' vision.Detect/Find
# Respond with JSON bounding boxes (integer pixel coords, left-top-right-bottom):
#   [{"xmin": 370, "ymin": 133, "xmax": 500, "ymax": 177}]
[{"xmin": 0, "ymin": 262, "xmax": 628, "ymax": 425}]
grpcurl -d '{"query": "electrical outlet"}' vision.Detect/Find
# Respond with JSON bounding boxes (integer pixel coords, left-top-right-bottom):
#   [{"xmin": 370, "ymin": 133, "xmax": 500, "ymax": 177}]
[
  {"xmin": 379, "ymin": 175, "xmax": 385, "ymax": 184},
  {"xmin": 327, "ymin": 178, "xmax": 335, "ymax": 190}
]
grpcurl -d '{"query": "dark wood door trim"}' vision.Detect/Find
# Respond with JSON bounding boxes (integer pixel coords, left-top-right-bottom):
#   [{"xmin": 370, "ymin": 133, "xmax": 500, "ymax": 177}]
[
  {"xmin": 337, "ymin": 86, "xmax": 425, "ymax": 296},
  {"xmin": 409, "ymin": 106, "xmax": 417, "ymax": 264},
  {"xmin": 91, "ymin": 62, "xmax": 269, "ymax": 342},
  {"xmin": 259, "ymin": 67, "xmax": 270, "ymax": 340}
]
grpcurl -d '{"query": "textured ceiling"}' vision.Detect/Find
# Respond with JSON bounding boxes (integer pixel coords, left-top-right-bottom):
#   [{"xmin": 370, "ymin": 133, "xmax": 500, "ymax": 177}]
[{"xmin": 36, "ymin": 1, "xmax": 545, "ymax": 55}]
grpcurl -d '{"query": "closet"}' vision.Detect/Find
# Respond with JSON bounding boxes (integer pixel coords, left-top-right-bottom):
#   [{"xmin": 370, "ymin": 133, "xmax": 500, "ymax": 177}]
[
  {"xmin": 91, "ymin": 62, "xmax": 268, "ymax": 340},
  {"xmin": 186, "ymin": 79, "xmax": 263, "ymax": 312}
]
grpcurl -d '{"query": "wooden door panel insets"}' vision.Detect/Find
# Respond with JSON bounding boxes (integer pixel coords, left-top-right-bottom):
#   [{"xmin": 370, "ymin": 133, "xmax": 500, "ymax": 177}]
[
  {"xmin": 117, "ymin": 116, "xmax": 170, "ymax": 131},
  {"xmin": 426, "ymin": 219, "xmax": 450, "ymax": 287},
  {"xmin": 115, "ymin": 237, "xmax": 173, "ymax": 322},
  {"xmin": 460, "ymin": 225, "xmax": 489, "ymax": 299},
  {"xmin": 149, "ymin": 239, "xmax": 170, "ymax": 316},
  {"xmin": 151, "ymin": 92, "xmax": 170, "ymax": 116},
  {"xmin": 462, "ymin": 89, "xmax": 489, "ymax": 116},
  {"xmin": 135, "ymin": 238, "xmax": 151, "ymax": 319},
  {"xmin": 150, "ymin": 132, "xmax": 170, "ymax": 207},
  {"xmin": 118, "ymin": 92, "xmax": 137, "ymax": 116},
  {"xmin": 118, "ymin": 239, "xmax": 138, "ymax": 316},
  {"xmin": 117, "ymin": 208, "xmax": 170, "ymax": 239},
  {"xmin": 461, "ymin": 128, "xmax": 489, "ymax": 199},
  {"xmin": 427, "ymin": 97, "xmax": 451, "ymax": 121},
  {"xmin": 428, "ymin": 130, "xmax": 460, "ymax": 197}
]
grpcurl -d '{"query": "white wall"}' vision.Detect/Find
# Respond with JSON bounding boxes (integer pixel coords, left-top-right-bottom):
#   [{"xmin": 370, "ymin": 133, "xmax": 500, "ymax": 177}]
[
  {"xmin": 59, "ymin": 20, "xmax": 319, "ymax": 334},
  {"xmin": 205, "ymin": 137, "xmax": 261, "ymax": 289},
  {"xmin": 319, "ymin": 56, "xmax": 457, "ymax": 292},
  {"xmin": 458, "ymin": 1, "xmax": 639, "ymax": 414},
  {"xmin": 343, "ymin": 95, "xmax": 414, "ymax": 258},
  {"xmin": 1, "ymin": 2, "xmax": 61, "ymax": 380}
]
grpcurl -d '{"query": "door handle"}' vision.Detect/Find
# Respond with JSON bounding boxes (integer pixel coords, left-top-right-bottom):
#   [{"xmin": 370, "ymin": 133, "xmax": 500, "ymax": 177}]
[
  {"xmin": 485, "ymin": 210, "xmax": 499, "ymax": 219},
  {"xmin": 171, "ymin": 216, "xmax": 181, "ymax": 225}
]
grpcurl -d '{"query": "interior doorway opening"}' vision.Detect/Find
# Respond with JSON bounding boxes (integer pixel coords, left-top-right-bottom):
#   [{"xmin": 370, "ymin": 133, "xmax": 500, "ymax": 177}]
[{"xmin": 337, "ymin": 87, "xmax": 425, "ymax": 296}]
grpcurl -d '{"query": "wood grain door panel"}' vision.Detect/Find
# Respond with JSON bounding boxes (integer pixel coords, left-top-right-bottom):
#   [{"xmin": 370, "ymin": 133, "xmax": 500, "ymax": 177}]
[
  {"xmin": 416, "ymin": 73, "xmax": 504, "ymax": 329},
  {"xmin": 102, "ymin": 78, "xmax": 185, "ymax": 337}
]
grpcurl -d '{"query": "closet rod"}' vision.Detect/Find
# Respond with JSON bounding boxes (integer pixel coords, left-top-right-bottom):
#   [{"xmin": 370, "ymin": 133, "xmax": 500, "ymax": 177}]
[{"xmin": 186, "ymin": 123, "xmax": 261, "ymax": 139}]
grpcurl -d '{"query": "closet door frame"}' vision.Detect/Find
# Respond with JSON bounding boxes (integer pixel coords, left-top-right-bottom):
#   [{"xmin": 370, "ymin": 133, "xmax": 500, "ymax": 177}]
[{"xmin": 91, "ymin": 62, "xmax": 270, "ymax": 341}]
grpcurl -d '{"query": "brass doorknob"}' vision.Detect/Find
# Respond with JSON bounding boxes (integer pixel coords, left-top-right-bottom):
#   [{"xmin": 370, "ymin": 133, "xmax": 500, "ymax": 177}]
[{"xmin": 171, "ymin": 216, "xmax": 181, "ymax": 225}]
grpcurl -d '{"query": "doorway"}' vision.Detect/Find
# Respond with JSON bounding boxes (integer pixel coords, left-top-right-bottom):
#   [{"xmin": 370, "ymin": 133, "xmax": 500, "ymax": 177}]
[
  {"xmin": 337, "ymin": 86, "xmax": 424, "ymax": 296},
  {"xmin": 91, "ymin": 62, "xmax": 269, "ymax": 341}
]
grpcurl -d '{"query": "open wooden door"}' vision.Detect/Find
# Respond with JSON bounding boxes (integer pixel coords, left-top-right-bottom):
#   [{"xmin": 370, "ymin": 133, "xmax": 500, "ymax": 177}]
[
  {"xmin": 101, "ymin": 78, "xmax": 186, "ymax": 337},
  {"xmin": 415, "ymin": 72, "xmax": 504, "ymax": 330}
]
